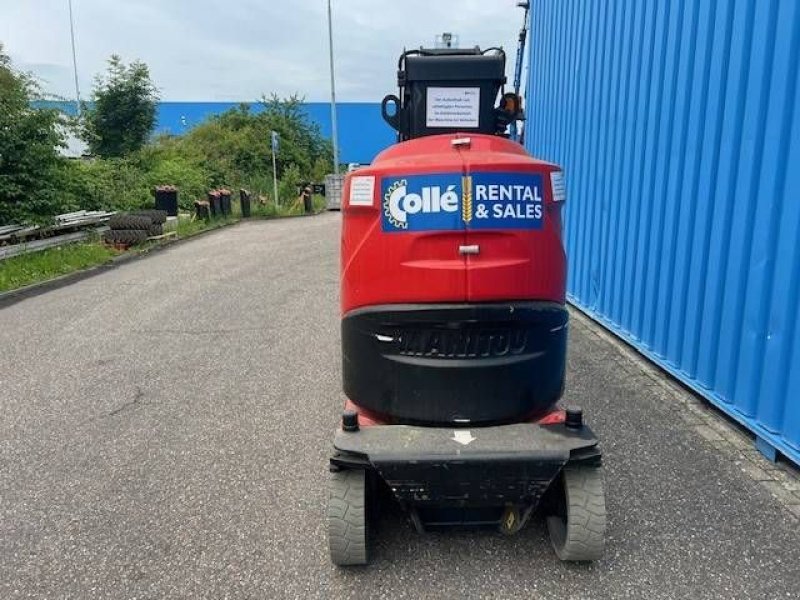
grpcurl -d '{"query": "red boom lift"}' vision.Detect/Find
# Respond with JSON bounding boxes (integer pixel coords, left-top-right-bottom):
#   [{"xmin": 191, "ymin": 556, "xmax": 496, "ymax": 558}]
[{"xmin": 328, "ymin": 46, "xmax": 606, "ymax": 565}]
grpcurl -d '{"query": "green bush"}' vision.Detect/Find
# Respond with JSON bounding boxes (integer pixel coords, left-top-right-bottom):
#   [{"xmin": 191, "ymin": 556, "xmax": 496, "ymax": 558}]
[
  {"xmin": 139, "ymin": 153, "xmax": 209, "ymax": 208},
  {"xmin": 171, "ymin": 96, "xmax": 333, "ymax": 200},
  {"xmin": 59, "ymin": 158, "xmax": 150, "ymax": 212},
  {"xmin": 278, "ymin": 164, "xmax": 303, "ymax": 205},
  {"xmin": 3, "ymin": 43, "xmax": 333, "ymax": 224}
]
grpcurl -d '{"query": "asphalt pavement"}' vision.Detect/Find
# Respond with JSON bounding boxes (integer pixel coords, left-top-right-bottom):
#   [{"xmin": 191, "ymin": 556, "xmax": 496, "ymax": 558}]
[{"xmin": 1, "ymin": 213, "xmax": 798, "ymax": 599}]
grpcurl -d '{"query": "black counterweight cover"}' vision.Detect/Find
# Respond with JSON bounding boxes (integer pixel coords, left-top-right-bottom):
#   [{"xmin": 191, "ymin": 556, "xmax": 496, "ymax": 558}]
[{"xmin": 342, "ymin": 302, "xmax": 567, "ymax": 425}]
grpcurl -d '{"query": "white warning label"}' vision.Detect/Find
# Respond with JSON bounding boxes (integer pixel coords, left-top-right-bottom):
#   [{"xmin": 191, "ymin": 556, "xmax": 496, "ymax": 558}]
[
  {"xmin": 426, "ymin": 87, "xmax": 480, "ymax": 128},
  {"xmin": 349, "ymin": 176, "xmax": 375, "ymax": 206}
]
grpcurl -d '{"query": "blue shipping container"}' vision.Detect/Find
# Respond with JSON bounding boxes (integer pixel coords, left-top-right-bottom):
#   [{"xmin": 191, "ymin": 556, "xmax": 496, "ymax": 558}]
[{"xmin": 526, "ymin": 0, "xmax": 800, "ymax": 466}]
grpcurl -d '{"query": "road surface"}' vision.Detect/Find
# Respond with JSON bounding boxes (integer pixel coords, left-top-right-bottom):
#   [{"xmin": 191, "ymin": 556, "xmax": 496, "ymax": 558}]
[{"xmin": 2, "ymin": 214, "xmax": 798, "ymax": 599}]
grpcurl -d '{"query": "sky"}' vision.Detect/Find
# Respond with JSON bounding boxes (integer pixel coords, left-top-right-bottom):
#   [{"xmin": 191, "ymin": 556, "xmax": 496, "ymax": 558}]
[{"xmin": 1, "ymin": 0, "xmax": 526, "ymax": 102}]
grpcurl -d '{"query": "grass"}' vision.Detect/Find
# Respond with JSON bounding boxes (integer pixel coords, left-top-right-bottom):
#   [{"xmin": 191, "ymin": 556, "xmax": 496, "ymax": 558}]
[
  {"xmin": 0, "ymin": 215, "xmax": 240, "ymax": 294},
  {"xmin": 0, "ymin": 198, "xmax": 326, "ymax": 294},
  {"xmin": 175, "ymin": 214, "xmax": 239, "ymax": 237},
  {"xmin": 0, "ymin": 242, "xmax": 121, "ymax": 292},
  {"xmin": 248, "ymin": 194, "xmax": 326, "ymax": 218}
]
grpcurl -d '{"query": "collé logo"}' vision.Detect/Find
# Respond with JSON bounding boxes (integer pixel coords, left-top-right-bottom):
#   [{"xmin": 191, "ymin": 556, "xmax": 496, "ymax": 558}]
[
  {"xmin": 380, "ymin": 172, "xmax": 545, "ymax": 232},
  {"xmin": 381, "ymin": 174, "xmax": 463, "ymax": 232}
]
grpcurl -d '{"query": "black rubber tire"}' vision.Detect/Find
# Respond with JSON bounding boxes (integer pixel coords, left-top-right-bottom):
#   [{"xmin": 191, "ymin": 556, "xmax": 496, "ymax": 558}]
[
  {"xmin": 328, "ymin": 469, "xmax": 368, "ymax": 566},
  {"xmin": 133, "ymin": 209, "xmax": 168, "ymax": 224},
  {"xmin": 108, "ymin": 214, "xmax": 152, "ymax": 231},
  {"xmin": 103, "ymin": 229, "xmax": 148, "ymax": 246},
  {"xmin": 547, "ymin": 465, "xmax": 606, "ymax": 561},
  {"xmin": 147, "ymin": 223, "xmax": 163, "ymax": 237}
]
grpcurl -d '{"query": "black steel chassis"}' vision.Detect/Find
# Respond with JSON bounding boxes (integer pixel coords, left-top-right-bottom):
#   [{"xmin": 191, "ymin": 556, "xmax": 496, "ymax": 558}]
[{"xmin": 330, "ymin": 421, "xmax": 601, "ymax": 532}]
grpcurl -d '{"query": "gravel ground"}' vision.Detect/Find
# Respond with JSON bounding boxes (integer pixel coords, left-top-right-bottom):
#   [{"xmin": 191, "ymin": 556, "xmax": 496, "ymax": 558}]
[{"xmin": 1, "ymin": 213, "xmax": 798, "ymax": 599}]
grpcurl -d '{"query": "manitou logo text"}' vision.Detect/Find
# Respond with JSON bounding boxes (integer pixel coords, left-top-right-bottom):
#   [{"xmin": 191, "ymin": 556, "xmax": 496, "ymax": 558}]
[{"xmin": 396, "ymin": 327, "xmax": 528, "ymax": 359}]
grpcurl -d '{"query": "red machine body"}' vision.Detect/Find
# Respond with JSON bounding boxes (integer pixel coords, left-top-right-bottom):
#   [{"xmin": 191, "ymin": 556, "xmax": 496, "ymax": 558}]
[
  {"xmin": 340, "ymin": 133, "xmax": 569, "ymax": 427},
  {"xmin": 341, "ymin": 133, "xmax": 565, "ymax": 312}
]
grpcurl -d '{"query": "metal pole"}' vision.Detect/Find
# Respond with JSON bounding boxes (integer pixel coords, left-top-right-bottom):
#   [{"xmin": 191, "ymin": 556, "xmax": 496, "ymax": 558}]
[
  {"xmin": 510, "ymin": 1, "xmax": 530, "ymax": 142},
  {"xmin": 68, "ymin": 0, "xmax": 82, "ymax": 116},
  {"xmin": 327, "ymin": 0, "xmax": 340, "ymax": 175},
  {"xmin": 272, "ymin": 149, "xmax": 279, "ymax": 208}
]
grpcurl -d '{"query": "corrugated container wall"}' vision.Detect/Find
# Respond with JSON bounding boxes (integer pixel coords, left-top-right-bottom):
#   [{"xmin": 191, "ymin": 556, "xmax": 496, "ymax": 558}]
[{"xmin": 526, "ymin": 0, "xmax": 800, "ymax": 466}]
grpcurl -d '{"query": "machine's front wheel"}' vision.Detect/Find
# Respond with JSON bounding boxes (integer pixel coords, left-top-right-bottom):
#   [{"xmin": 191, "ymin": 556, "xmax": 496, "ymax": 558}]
[
  {"xmin": 328, "ymin": 469, "xmax": 369, "ymax": 566},
  {"xmin": 546, "ymin": 465, "xmax": 606, "ymax": 561}
]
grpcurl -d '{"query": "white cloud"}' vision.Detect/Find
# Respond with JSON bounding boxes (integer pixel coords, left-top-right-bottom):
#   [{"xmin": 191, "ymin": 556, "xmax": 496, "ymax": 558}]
[{"xmin": 1, "ymin": 0, "xmax": 525, "ymax": 101}]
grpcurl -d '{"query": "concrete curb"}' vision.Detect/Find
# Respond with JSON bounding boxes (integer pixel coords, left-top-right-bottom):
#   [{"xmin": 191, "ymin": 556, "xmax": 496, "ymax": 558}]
[
  {"xmin": 247, "ymin": 209, "xmax": 331, "ymax": 221},
  {"xmin": 0, "ymin": 219, "xmax": 244, "ymax": 310}
]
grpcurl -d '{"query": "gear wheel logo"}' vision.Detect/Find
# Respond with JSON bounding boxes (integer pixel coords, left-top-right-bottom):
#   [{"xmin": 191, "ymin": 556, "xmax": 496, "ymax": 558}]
[{"xmin": 383, "ymin": 179, "xmax": 408, "ymax": 229}]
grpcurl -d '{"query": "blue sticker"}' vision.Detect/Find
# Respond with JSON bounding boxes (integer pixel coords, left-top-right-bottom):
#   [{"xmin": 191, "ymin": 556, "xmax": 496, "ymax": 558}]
[
  {"xmin": 381, "ymin": 173, "xmax": 464, "ymax": 232},
  {"xmin": 468, "ymin": 172, "xmax": 544, "ymax": 230},
  {"xmin": 380, "ymin": 172, "xmax": 544, "ymax": 232}
]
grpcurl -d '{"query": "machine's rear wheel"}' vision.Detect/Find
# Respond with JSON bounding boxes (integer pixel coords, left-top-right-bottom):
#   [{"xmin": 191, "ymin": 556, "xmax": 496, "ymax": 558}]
[
  {"xmin": 546, "ymin": 465, "xmax": 606, "ymax": 561},
  {"xmin": 328, "ymin": 469, "xmax": 369, "ymax": 566}
]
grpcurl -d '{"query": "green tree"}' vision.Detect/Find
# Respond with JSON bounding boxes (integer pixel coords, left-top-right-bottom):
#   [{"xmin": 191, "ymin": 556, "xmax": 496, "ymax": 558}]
[
  {"xmin": 0, "ymin": 44, "xmax": 66, "ymax": 225},
  {"xmin": 257, "ymin": 94, "xmax": 333, "ymax": 181},
  {"xmin": 83, "ymin": 55, "xmax": 158, "ymax": 158},
  {"xmin": 168, "ymin": 95, "xmax": 333, "ymax": 202}
]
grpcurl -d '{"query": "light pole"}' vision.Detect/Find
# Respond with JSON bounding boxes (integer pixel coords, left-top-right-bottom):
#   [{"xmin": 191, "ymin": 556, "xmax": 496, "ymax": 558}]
[
  {"xmin": 271, "ymin": 131, "xmax": 280, "ymax": 208},
  {"xmin": 510, "ymin": 1, "xmax": 530, "ymax": 142},
  {"xmin": 326, "ymin": 0, "xmax": 340, "ymax": 175},
  {"xmin": 68, "ymin": 0, "xmax": 82, "ymax": 116}
]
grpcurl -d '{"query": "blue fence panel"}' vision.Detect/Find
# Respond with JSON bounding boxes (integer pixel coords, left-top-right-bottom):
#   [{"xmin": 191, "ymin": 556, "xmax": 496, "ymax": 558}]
[{"xmin": 526, "ymin": 0, "xmax": 800, "ymax": 466}]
